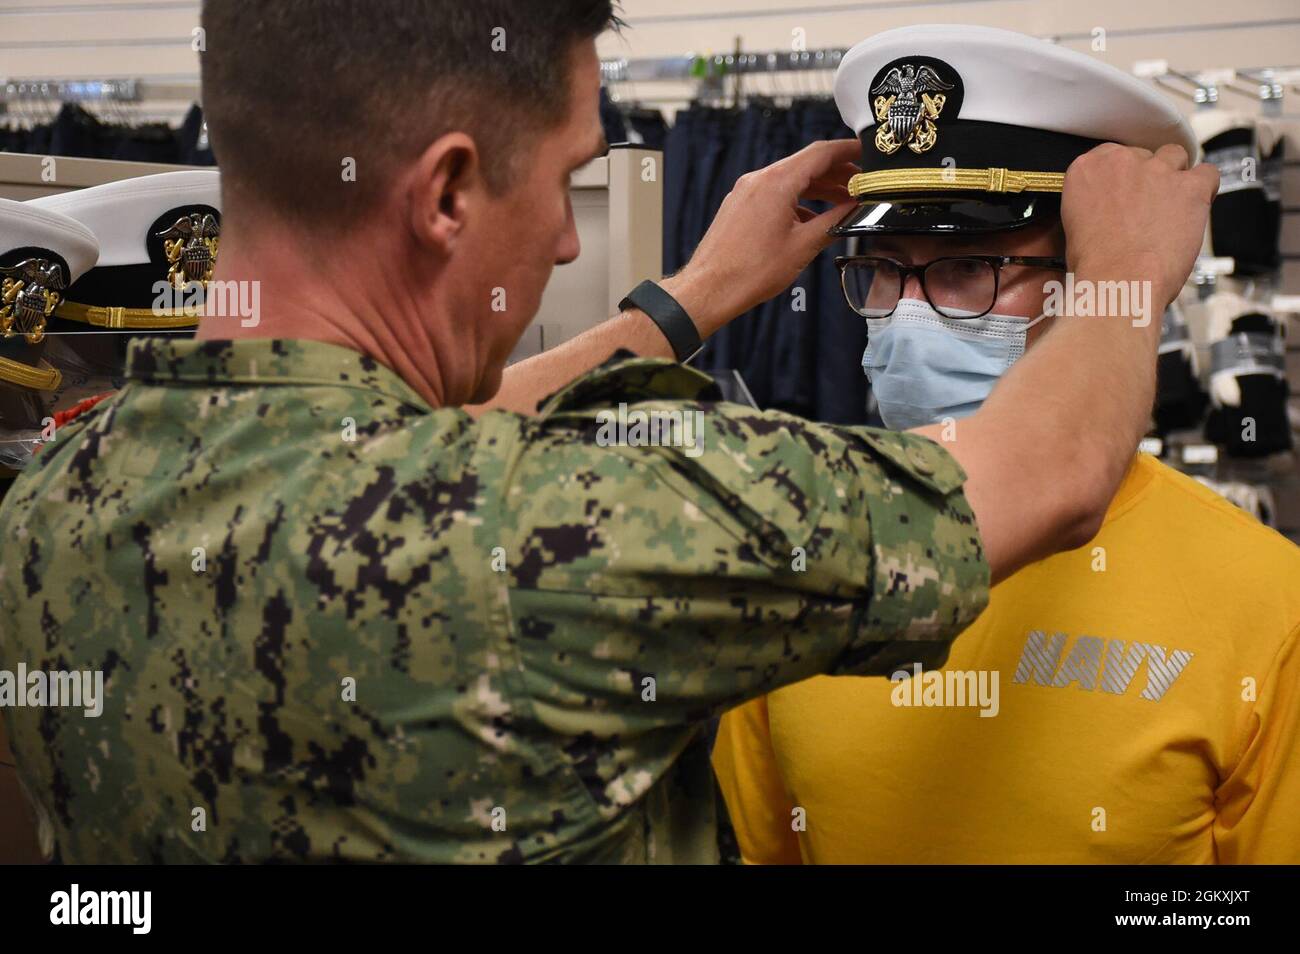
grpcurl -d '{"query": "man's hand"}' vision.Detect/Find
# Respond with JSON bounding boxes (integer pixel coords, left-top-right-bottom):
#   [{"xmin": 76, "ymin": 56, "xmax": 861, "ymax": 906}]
[
  {"xmin": 661, "ymin": 139, "xmax": 860, "ymax": 337},
  {"xmin": 1061, "ymin": 143, "xmax": 1219, "ymax": 316}
]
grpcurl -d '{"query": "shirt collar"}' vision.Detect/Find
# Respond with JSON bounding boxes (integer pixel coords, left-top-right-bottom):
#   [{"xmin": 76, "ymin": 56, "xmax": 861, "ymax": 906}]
[{"xmin": 124, "ymin": 337, "xmax": 432, "ymax": 413}]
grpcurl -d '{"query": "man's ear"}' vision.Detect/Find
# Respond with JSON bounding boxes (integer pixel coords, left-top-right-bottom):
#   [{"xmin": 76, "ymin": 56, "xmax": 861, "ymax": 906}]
[{"xmin": 408, "ymin": 132, "xmax": 482, "ymax": 255}]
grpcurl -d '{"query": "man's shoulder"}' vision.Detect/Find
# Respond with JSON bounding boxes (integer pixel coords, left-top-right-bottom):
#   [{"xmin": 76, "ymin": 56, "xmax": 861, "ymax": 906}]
[
  {"xmin": 532, "ymin": 350, "xmax": 721, "ymax": 417},
  {"xmin": 529, "ymin": 351, "xmax": 964, "ymax": 492},
  {"xmin": 0, "ymin": 371, "xmax": 484, "ymax": 539},
  {"xmin": 1132, "ymin": 456, "xmax": 1300, "ymax": 625},
  {"xmin": 1140, "ymin": 456, "xmax": 1299, "ymax": 561}
]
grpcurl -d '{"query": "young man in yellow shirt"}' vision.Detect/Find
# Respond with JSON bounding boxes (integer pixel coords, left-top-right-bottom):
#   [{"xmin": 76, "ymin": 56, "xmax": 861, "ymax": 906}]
[{"xmin": 712, "ymin": 25, "xmax": 1300, "ymax": 864}]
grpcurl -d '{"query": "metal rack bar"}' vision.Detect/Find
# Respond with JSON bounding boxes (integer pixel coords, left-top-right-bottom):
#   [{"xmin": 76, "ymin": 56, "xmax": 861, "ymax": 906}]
[
  {"xmin": 0, "ymin": 78, "xmax": 199, "ymax": 104},
  {"xmin": 1137, "ymin": 63, "xmax": 1300, "ymax": 112},
  {"xmin": 599, "ymin": 48, "xmax": 847, "ymax": 84}
]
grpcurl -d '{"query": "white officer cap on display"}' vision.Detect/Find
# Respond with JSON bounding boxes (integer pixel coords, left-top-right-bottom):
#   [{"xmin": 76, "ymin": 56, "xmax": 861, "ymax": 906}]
[
  {"xmin": 30, "ymin": 170, "xmax": 220, "ymax": 267},
  {"xmin": 1, "ymin": 200, "xmax": 100, "ymax": 392},
  {"xmin": 0, "ymin": 198, "xmax": 99, "ymax": 292},
  {"xmin": 830, "ymin": 24, "xmax": 1199, "ymax": 235},
  {"xmin": 28, "ymin": 170, "xmax": 222, "ymax": 330}
]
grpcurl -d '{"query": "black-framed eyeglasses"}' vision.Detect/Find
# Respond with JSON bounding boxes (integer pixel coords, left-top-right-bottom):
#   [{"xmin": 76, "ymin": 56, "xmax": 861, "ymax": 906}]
[{"xmin": 834, "ymin": 255, "xmax": 1068, "ymax": 320}]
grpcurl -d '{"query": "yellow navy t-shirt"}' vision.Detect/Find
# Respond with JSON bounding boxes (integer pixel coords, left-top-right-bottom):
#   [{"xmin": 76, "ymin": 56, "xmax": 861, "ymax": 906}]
[{"xmin": 713, "ymin": 454, "xmax": 1300, "ymax": 863}]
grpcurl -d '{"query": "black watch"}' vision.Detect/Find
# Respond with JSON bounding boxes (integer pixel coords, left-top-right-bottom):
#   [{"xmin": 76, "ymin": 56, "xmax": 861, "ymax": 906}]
[{"xmin": 619, "ymin": 279, "xmax": 703, "ymax": 363}]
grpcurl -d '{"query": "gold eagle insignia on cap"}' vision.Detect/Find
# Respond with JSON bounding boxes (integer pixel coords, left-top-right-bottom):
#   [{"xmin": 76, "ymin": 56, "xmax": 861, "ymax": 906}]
[
  {"xmin": 0, "ymin": 258, "xmax": 65, "ymax": 344},
  {"xmin": 157, "ymin": 212, "xmax": 221, "ymax": 288},
  {"xmin": 871, "ymin": 64, "xmax": 953, "ymax": 155}
]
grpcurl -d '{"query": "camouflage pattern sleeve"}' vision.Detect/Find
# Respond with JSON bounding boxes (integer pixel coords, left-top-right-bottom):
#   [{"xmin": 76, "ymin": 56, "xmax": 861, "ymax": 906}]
[{"xmin": 492, "ymin": 355, "xmax": 990, "ymax": 738}]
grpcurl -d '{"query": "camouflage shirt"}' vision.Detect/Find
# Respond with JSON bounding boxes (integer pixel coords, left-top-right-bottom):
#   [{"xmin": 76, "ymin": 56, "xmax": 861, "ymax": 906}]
[{"xmin": 0, "ymin": 337, "xmax": 988, "ymax": 863}]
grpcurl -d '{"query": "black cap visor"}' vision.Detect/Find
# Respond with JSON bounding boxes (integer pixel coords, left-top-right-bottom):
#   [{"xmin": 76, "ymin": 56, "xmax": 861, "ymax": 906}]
[{"xmin": 830, "ymin": 192, "xmax": 1061, "ymax": 235}]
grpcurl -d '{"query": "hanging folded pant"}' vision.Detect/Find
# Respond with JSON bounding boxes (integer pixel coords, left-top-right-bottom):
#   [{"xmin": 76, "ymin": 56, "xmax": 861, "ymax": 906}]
[
  {"xmin": 1202, "ymin": 292, "xmax": 1291, "ymax": 457},
  {"xmin": 1154, "ymin": 301, "xmax": 1207, "ymax": 434},
  {"xmin": 1191, "ymin": 111, "xmax": 1281, "ymax": 277}
]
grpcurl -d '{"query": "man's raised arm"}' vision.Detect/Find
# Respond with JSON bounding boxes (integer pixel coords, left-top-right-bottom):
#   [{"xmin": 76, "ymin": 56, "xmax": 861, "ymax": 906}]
[
  {"xmin": 915, "ymin": 143, "xmax": 1219, "ymax": 583},
  {"xmin": 477, "ymin": 138, "xmax": 1217, "ymax": 590}
]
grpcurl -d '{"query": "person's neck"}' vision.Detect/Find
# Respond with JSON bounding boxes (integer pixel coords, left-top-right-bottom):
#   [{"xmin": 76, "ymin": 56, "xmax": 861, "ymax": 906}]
[{"xmin": 195, "ymin": 217, "xmax": 461, "ymax": 409}]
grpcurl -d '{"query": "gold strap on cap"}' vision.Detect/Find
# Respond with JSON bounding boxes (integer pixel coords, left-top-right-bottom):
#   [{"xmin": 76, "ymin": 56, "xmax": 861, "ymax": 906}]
[
  {"xmin": 0, "ymin": 355, "xmax": 62, "ymax": 391},
  {"xmin": 54, "ymin": 300, "xmax": 202, "ymax": 330},
  {"xmin": 847, "ymin": 167, "xmax": 1067, "ymax": 198}
]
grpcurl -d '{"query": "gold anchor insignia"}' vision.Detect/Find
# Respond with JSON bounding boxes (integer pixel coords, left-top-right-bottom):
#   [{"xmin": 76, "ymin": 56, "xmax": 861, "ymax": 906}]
[
  {"xmin": 870, "ymin": 63, "xmax": 954, "ymax": 156},
  {"xmin": 0, "ymin": 258, "xmax": 64, "ymax": 344},
  {"xmin": 157, "ymin": 212, "xmax": 221, "ymax": 289}
]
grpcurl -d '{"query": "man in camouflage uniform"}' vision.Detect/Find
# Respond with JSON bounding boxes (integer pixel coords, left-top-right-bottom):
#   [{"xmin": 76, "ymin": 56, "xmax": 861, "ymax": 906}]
[{"xmin": 0, "ymin": 1, "xmax": 1216, "ymax": 862}]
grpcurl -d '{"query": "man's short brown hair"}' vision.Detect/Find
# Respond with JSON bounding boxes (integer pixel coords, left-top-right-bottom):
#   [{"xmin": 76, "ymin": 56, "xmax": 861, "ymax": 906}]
[{"xmin": 200, "ymin": 0, "xmax": 619, "ymax": 228}]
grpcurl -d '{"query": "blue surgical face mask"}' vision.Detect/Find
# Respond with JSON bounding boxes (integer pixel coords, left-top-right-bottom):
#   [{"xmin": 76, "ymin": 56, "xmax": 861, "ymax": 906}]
[{"xmin": 862, "ymin": 298, "xmax": 1048, "ymax": 431}]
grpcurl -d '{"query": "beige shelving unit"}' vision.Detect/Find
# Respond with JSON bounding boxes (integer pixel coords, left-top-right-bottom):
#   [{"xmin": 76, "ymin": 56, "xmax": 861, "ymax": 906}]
[{"xmin": 0, "ymin": 151, "xmax": 202, "ymax": 200}]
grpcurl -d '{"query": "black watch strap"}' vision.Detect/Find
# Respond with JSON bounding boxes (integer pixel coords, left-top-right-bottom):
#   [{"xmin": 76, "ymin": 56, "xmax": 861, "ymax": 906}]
[{"xmin": 619, "ymin": 279, "xmax": 703, "ymax": 363}]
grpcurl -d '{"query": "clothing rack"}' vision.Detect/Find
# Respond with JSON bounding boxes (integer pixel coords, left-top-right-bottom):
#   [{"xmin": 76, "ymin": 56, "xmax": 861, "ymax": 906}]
[
  {"xmin": 1, "ymin": 78, "xmax": 198, "ymax": 104},
  {"xmin": 0, "ymin": 78, "xmax": 201, "ymax": 124},
  {"xmin": 1, "ymin": 54, "xmax": 845, "ymax": 119},
  {"xmin": 2, "ymin": 50, "xmax": 852, "ymax": 111}
]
